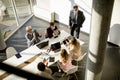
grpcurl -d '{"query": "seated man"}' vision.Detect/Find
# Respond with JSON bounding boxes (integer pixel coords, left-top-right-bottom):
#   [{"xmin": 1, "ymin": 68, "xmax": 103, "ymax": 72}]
[
  {"xmin": 45, "ymin": 22, "xmax": 60, "ymax": 38},
  {"xmin": 37, "ymin": 58, "xmax": 52, "ymax": 75},
  {"xmin": 25, "ymin": 26, "xmax": 42, "ymax": 47}
]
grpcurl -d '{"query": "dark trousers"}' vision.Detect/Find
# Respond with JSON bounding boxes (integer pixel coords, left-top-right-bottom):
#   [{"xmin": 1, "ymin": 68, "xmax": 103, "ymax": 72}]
[{"xmin": 70, "ymin": 24, "xmax": 81, "ymax": 38}]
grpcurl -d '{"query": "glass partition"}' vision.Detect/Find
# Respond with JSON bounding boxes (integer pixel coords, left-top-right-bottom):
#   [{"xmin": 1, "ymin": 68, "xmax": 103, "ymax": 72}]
[
  {"xmin": 14, "ymin": 0, "xmax": 32, "ymax": 24},
  {"xmin": 0, "ymin": 0, "xmax": 16, "ymax": 39},
  {"xmin": 0, "ymin": 0, "xmax": 33, "ymax": 39}
]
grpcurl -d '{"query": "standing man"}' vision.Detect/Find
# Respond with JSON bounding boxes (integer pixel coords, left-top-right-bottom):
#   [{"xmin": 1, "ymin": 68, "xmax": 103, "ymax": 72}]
[{"xmin": 69, "ymin": 5, "xmax": 85, "ymax": 39}]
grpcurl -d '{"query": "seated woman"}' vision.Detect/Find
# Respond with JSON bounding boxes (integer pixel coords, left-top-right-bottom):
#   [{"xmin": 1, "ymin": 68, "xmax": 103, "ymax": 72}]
[
  {"xmin": 45, "ymin": 22, "xmax": 60, "ymax": 38},
  {"xmin": 58, "ymin": 49, "xmax": 72, "ymax": 71},
  {"xmin": 37, "ymin": 58, "xmax": 52, "ymax": 75},
  {"xmin": 67, "ymin": 36, "xmax": 83, "ymax": 60}
]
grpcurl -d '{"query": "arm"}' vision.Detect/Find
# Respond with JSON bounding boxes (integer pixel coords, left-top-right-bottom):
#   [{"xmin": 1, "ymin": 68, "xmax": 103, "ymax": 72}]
[
  {"xmin": 69, "ymin": 11, "xmax": 72, "ymax": 27},
  {"xmin": 33, "ymin": 30, "xmax": 42, "ymax": 38},
  {"xmin": 25, "ymin": 33, "xmax": 35, "ymax": 47},
  {"xmin": 81, "ymin": 12, "xmax": 85, "ymax": 25},
  {"xmin": 78, "ymin": 11, "xmax": 85, "ymax": 27},
  {"xmin": 53, "ymin": 26, "xmax": 60, "ymax": 36}
]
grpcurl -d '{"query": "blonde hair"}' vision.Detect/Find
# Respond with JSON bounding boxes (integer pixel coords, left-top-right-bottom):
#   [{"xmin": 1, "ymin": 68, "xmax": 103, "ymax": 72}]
[
  {"xmin": 60, "ymin": 49, "xmax": 69, "ymax": 63},
  {"xmin": 26, "ymin": 26, "xmax": 32, "ymax": 32},
  {"xmin": 70, "ymin": 36, "xmax": 79, "ymax": 46}
]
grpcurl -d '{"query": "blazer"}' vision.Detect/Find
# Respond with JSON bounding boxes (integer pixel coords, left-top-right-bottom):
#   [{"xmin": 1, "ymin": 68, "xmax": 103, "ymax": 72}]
[{"xmin": 69, "ymin": 10, "xmax": 85, "ymax": 27}]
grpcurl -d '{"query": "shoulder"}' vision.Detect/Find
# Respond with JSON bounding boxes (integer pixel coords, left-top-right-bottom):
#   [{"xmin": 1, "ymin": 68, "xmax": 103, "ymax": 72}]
[
  {"xmin": 47, "ymin": 27, "xmax": 51, "ymax": 30},
  {"xmin": 78, "ymin": 10, "xmax": 83, "ymax": 14},
  {"xmin": 25, "ymin": 33, "xmax": 29, "ymax": 37},
  {"xmin": 45, "ymin": 67, "xmax": 52, "ymax": 75},
  {"xmin": 55, "ymin": 26, "xmax": 58, "ymax": 29}
]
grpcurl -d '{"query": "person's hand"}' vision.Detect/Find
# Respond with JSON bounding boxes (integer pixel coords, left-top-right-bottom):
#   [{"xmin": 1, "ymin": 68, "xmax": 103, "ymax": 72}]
[
  {"xmin": 66, "ymin": 41, "xmax": 69, "ymax": 46},
  {"xmin": 45, "ymin": 62, "xmax": 48, "ymax": 67},
  {"xmin": 42, "ymin": 58, "xmax": 48, "ymax": 67},
  {"xmin": 39, "ymin": 32, "xmax": 42, "ymax": 36},
  {"xmin": 42, "ymin": 58, "xmax": 47, "ymax": 63}
]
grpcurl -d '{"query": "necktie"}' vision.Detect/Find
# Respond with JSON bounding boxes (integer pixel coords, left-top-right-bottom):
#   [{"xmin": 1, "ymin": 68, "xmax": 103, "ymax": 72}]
[{"xmin": 74, "ymin": 13, "xmax": 77, "ymax": 24}]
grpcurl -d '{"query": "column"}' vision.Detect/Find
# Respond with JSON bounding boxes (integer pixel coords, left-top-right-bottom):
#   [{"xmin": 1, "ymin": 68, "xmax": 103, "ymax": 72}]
[
  {"xmin": 0, "ymin": 29, "xmax": 6, "ymax": 52},
  {"xmin": 85, "ymin": 0, "xmax": 114, "ymax": 80}
]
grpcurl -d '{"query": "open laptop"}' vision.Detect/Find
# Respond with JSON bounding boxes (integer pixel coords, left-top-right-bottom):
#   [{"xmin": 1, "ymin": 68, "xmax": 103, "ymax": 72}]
[
  {"xmin": 36, "ymin": 40, "xmax": 49, "ymax": 49},
  {"xmin": 51, "ymin": 42, "xmax": 61, "ymax": 52}
]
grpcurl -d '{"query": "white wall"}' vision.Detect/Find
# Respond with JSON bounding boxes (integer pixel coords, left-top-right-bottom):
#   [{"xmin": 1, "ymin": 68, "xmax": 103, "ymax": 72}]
[
  {"xmin": 33, "ymin": 0, "xmax": 52, "ymax": 22},
  {"xmin": 34, "ymin": 0, "xmax": 92, "ymax": 34},
  {"xmin": 34, "ymin": 0, "xmax": 120, "ymax": 46},
  {"xmin": 108, "ymin": 0, "xmax": 120, "ymax": 46}
]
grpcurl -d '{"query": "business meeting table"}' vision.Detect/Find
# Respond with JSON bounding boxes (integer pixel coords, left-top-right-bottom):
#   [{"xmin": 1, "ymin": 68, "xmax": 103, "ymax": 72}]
[{"xmin": 0, "ymin": 30, "xmax": 85, "ymax": 80}]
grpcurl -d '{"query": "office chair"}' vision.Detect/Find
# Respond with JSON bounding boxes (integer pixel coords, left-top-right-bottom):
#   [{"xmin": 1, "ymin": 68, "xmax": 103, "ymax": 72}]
[
  {"xmin": 6, "ymin": 47, "xmax": 17, "ymax": 59},
  {"xmin": 63, "ymin": 65, "xmax": 78, "ymax": 80},
  {"xmin": 74, "ymin": 52, "xmax": 87, "ymax": 66}
]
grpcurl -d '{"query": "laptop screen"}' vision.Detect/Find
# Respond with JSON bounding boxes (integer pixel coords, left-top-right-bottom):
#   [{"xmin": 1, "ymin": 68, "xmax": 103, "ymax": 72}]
[
  {"xmin": 36, "ymin": 41, "xmax": 49, "ymax": 49},
  {"xmin": 51, "ymin": 42, "xmax": 61, "ymax": 52}
]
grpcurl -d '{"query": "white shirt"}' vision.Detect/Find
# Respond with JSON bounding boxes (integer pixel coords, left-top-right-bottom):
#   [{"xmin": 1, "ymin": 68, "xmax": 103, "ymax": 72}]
[{"xmin": 74, "ymin": 11, "xmax": 78, "ymax": 24}]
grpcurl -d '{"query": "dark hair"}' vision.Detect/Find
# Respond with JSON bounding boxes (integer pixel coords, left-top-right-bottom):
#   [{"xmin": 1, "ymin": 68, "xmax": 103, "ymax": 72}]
[
  {"xmin": 50, "ymin": 22, "xmax": 54, "ymax": 26},
  {"xmin": 37, "ymin": 62, "xmax": 45, "ymax": 71},
  {"xmin": 73, "ymin": 5, "xmax": 78, "ymax": 8}
]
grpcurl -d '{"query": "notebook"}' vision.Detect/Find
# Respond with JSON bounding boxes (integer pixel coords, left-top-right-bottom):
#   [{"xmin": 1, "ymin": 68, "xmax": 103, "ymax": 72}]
[{"xmin": 15, "ymin": 53, "xmax": 22, "ymax": 58}]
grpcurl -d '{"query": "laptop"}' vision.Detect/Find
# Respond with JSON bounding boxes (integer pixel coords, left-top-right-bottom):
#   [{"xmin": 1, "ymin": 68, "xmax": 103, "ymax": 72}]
[
  {"xmin": 36, "ymin": 40, "xmax": 49, "ymax": 49},
  {"xmin": 51, "ymin": 42, "xmax": 61, "ymax": 52}
]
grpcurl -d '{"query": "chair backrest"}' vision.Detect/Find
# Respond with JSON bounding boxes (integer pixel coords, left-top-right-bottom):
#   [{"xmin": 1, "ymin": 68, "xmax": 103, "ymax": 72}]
[
  {"xmin": 64, "ymin": 65, "xmax": 78, "ymax": 75},
  {"xmin": 38, "ymin": 71, "xmax": 54, "ymax": 80},
  {"xmin": 77, "ymin": 52, "xmax": 87, "ymax": 61},
  {"xmin": 6, "ymin": 47, "xmax": 17, "ymax": 58}
]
